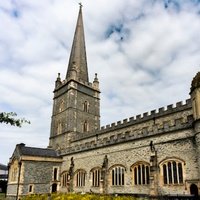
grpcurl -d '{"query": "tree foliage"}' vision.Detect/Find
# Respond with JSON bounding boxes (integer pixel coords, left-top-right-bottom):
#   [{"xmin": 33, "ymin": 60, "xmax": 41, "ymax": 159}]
[{"xmin": 0, "ymin": 112, "xmax": 30, "ymax": 127}]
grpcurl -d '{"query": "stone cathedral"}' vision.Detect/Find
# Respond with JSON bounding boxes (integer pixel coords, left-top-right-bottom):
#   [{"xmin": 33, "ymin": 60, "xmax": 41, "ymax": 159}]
[{"xmin": 6, "ymin": 5, "xmax": 200, "ymax": 200}]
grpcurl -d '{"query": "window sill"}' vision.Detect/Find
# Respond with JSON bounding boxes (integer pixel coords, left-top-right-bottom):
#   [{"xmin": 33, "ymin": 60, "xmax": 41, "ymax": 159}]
[
  {"xmin": 75, "ymin": 186, "xmax": 85, "ymax": 188},
  {"xmin": 163, "ymin": 184, "xmax": 184, "ymax": 186},
  {"xmin": 134, "ymin": 184, "xmax": 150, "ymax": 186},
  {"xmin": 110, "ymin": 185, "xmax": 125, "ymax": 187}
]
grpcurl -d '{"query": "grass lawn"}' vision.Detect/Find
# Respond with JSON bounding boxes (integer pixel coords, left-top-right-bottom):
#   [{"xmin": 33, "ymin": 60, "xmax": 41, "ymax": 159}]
[{"xmin": 0, "ymin": 193, "xmax": 6, "ymax": 200}]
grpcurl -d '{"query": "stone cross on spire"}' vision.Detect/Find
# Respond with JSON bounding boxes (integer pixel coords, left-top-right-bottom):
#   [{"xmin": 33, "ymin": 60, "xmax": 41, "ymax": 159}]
[{"xmin": 66, "ymin": 3, "xmax": 89, "ymax": 82}]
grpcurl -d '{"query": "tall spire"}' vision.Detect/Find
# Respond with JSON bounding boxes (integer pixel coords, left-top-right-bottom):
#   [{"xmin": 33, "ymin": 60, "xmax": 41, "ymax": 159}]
[{"xmin": 66, "ymin": 4, "xmax": 89, "ymax": 82}]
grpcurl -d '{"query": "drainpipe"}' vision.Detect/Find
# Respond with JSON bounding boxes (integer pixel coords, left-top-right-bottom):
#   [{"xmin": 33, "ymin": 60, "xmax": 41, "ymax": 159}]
[{"xmin": 16, "ymin": 161, "xmax": 22, "ymax": 200}]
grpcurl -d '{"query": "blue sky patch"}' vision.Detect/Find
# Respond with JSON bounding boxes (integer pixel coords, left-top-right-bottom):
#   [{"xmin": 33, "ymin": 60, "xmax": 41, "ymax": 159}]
[
  {"xmin": 105, "ymin": 23, "xmax": 130, "ymax": 42},
  {"xmin": 164, "ymin": 0, "xmax": 181, "ymax": 12},
  {"xmin": 11, "ymin": 9, "xmax": 20, "ymax": 18}
]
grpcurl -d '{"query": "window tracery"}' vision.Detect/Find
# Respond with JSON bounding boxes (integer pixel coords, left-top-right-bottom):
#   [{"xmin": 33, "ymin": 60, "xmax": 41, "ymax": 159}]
[
  {"xmin": 90, "ymin": 168, "xmax": 101, "ymax": 187},
  {"xmin": 110, "ymin": 165, "xmax": 125, "ymax": 186},
  {"xmin": 75, "ymin": 170, "xmax": 86, "ymax": 187},
  {"xmin": 131, "ymin": 162, "xmax": 150, "ymax": 185},
  {"xmin": 61, "ymin": 171, "xmax": 70, "ymax": 187},
  {"xmin": 161, "ymin": 159, "xmax": 184, "ymax": 185}
]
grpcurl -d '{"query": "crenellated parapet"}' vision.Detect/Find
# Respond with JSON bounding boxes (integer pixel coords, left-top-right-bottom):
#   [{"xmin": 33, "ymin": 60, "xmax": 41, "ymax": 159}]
[
  {"xmin": 60, "ymin": 113, "xmax": 193, "ymax": 156},
  {"xmin": 100, "ymin": 99, "xmax": 191, "ymax": 132},
  {"xmin": 59, "ymin": 99, "xmax": 194, "ymax": 156},
  {"xmin": 71, "ymin": 99, "xmax": 192, "ymax": 141}
]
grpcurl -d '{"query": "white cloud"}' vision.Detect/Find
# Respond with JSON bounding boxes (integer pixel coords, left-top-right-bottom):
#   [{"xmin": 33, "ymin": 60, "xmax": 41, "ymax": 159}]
[{"xmin": 0, "ymin": 0, "xmax": 200, "ymax": 165}]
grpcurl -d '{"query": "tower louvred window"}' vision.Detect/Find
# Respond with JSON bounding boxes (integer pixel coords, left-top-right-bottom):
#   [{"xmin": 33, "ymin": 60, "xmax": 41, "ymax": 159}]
[
  {"xmin": 83, "ymin": 101, "xmax": 89, "ymax": 112},
  {"xmin": 83, "ymin": 121, "xmax": 88, "ymax": 132},
  {"xmin": 57, "ymin": 122, "xmax": 62, "ymax": 134}
]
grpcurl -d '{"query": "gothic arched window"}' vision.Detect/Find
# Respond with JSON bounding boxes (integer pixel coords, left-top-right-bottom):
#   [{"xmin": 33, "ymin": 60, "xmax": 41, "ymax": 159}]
[
  {"xmin": 53, "ymin": 168, "xmax": 58, "ymax": 181},
  {"xmin": 110, "ymin": 165, "xmax": 125, "ymax": 186},
  {"xmin": 90, "ymin": 168, "xmax": 101, "ymax": 187},
  {"xmin": 61, "ymin": 171, "xmax": 70, "ymax": 187},
  {"xmin": 131, "ymin": 162, "xmax": 150, "ymax": 185},
  {"xmin": 83, "ymin": 101, "xmax": 89, "ymax": 112},
  {"xmin": 83, "ymin": 121, "xmax": 88, "ymax": 132},
  {"xmin": 75, "ymin": 170, "xmax": 86, "ymax": 187},
  {"xmin": 161, "ymin": 159, "xmax": 184, "ymax": 185},
  {"xmin": 57, "ymin": 122, "xmax": 62, "ymax": 135}
]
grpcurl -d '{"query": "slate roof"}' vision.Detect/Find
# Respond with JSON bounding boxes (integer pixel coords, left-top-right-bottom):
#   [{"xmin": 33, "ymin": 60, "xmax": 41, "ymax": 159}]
[
  {"xmin": 0, "ymin": 174, "xmax": 8, "ymax": 180},
  {"xmin": 17, "ymin": 143, "xmax": 60, "ymax": 158},
  {"xmin": 0, "ymin": 164, "xmax": 7, "ymax": 170}
]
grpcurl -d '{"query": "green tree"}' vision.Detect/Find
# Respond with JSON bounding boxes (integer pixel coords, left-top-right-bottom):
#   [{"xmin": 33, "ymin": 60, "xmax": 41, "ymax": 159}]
[{"xmin": 0, "ymin": 112, "xmax": 30, "ymax": 127}]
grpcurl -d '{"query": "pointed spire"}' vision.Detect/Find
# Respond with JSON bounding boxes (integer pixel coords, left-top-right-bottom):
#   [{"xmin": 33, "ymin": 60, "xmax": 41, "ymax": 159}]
[
  {"xmin": 93, "ymin": 73, "xmax": 99, "ymax": 90},
  {"xmin": 66, "ymin": 4, "xmax": 89, "ymax": 82},
  {"xmin": 55, "ymin": 73, "xmax": 62, "ymax": 88}
]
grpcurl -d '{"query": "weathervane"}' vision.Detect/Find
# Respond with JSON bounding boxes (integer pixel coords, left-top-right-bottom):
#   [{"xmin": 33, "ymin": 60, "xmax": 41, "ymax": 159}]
[{"xmin": 79, "ymin": 2, "xmax": 83, "ymax": 7}]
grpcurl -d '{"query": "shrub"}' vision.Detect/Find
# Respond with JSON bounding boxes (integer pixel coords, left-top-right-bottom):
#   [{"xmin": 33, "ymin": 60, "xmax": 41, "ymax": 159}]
[{"xmin": 21, "ymin": 193, "xmax": 144, "ymax": 200}]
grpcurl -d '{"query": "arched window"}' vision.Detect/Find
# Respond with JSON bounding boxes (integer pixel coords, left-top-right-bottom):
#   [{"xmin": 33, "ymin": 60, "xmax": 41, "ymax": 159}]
[
  {"xmin": 57, "ymin": 122, "xmax": 62, "ymax": 134},
  {"xmin": 91, "ymin": 168, "xmax": 101, "ymax": 187},
  {"xmin": 161, "ymin": 160, "xmax": 184, "ymax": 185},
  {"xmin": 83, "ymin": 121, "xmax": 88, "ymax": 132},
  {"xmin": 61, "ymin": 171, "xmax": 70, "ymax": 187},
  {"xmin": 53, "ymin": 167, "xmax": 58, "ymax": 181},
  {"xmin": 83, "ymin": 101, "xmax": 89, "ymax": 112},
  {"xmin": 131, "ymin": 162, "xmax": 150, "ymax": 185},
  {"xmin": 111, "ymin": 166, "xmax": 125, "ymax": 186},
  {"xmin": 75, "ymin": 170, "xmax": 86, "ymax": 187}
]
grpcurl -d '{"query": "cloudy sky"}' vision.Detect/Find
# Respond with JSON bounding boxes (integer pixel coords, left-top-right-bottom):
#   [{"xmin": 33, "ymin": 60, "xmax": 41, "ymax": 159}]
[{"xmin": 0, "ymin": 0, "xmax": 200, "ymax": 165}]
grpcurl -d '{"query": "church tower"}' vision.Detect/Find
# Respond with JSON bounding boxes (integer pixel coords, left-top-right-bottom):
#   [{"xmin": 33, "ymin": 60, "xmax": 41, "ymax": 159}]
[
  {"xmin": 190, "ymin": 72, "xmax": 200, "ymax": 178},
  {"xmin": 49, "ymin": 5, "xmax": 100, "ymax": 150}
]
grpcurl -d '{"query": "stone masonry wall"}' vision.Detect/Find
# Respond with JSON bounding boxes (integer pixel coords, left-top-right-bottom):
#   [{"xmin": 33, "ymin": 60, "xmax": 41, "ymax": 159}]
[
  {"xmin": 20, "ymin": 160, "xmax": 61, "ymax": 197},
  {"xmin": 59, "ymin": 99, "xmax": 199, "ymax": 195},
  {"xmin": 61, "ymin": 128, "xmax": 198, "ymax": 195}
]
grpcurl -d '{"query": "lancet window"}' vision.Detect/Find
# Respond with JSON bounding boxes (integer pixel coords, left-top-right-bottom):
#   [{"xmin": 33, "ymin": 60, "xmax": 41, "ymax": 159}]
[
  {"xmin": 83, "ymin": 121, "xmax": 88, "ymax": 132},
  {"xmin": 57, "ymin": 122, "xmax": 62, "ymax": 135},
  {"xmin": 53, "ymin": 167, "xmax": 59, "ymax": 181},
  {"xmin": 83, "ymin": 101, "xmax": 89, "ymax": 112}
]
